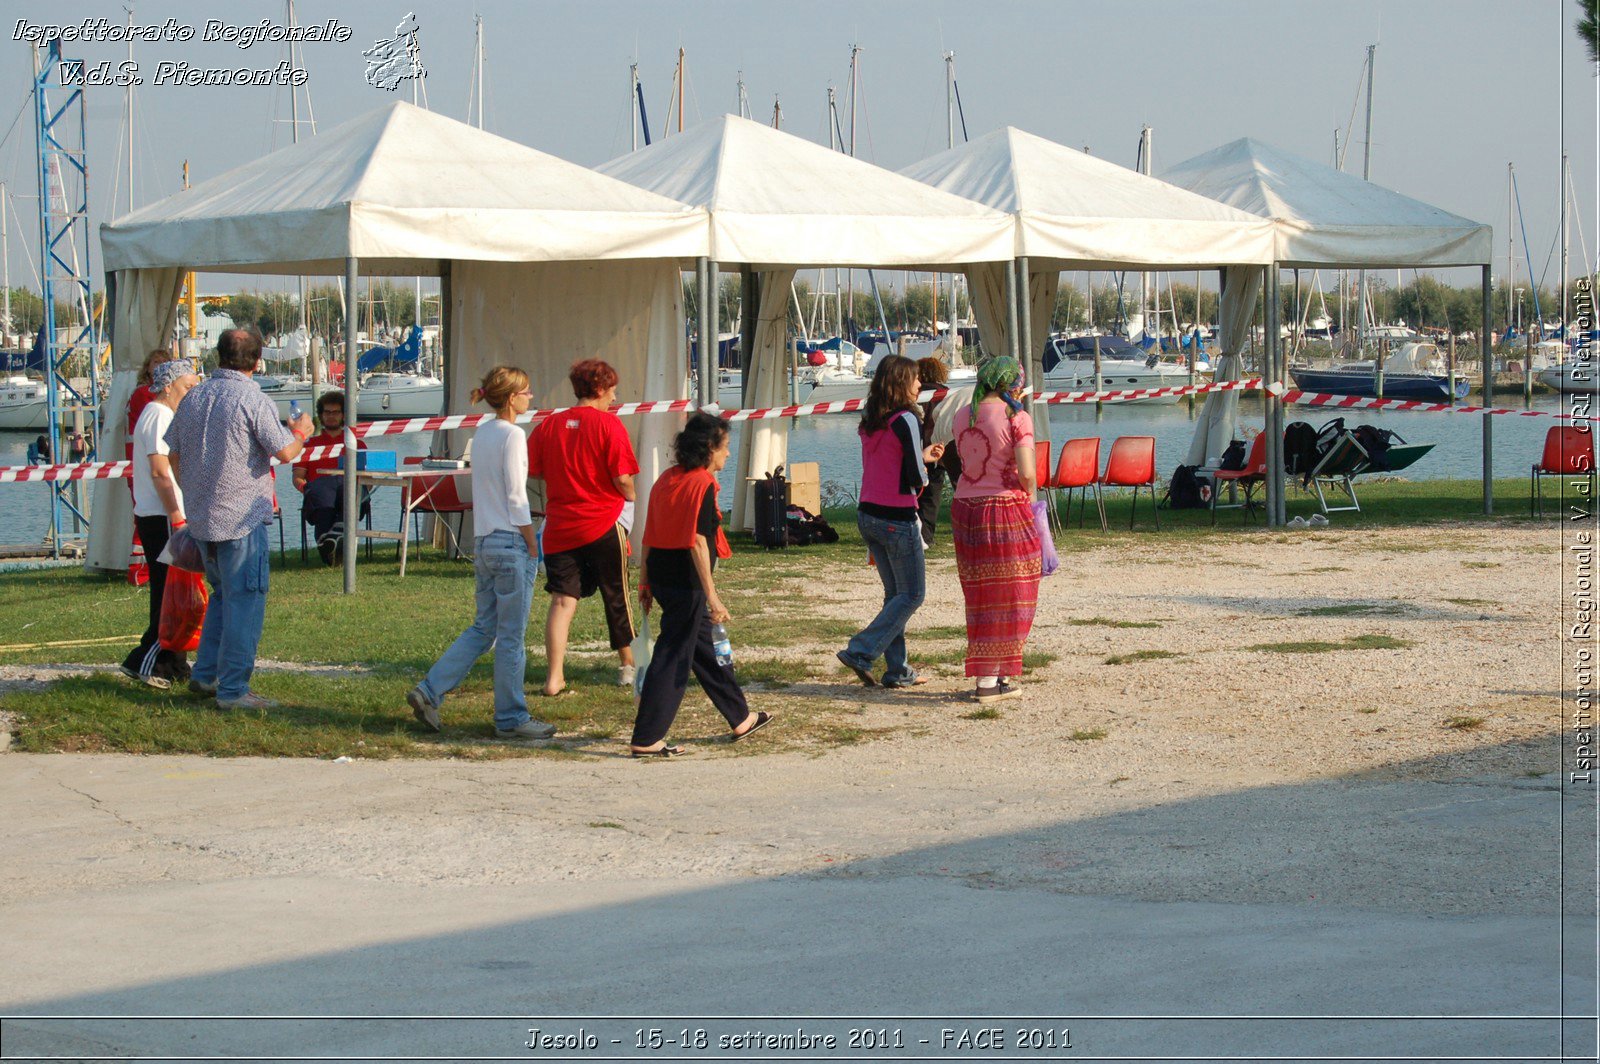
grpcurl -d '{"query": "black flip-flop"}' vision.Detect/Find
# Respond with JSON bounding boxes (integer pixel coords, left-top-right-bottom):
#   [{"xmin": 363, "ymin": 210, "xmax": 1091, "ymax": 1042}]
[
  {"xmin": 732, "ymin": 711, "xmax": 774, "ymax": 743},
  {"xmin": 836, "ymin": 651, "xmax": 876, "ymax": 686},
  {"xmin": 631, "ymin": 743, "xmax": 686, "ymax": 758}
]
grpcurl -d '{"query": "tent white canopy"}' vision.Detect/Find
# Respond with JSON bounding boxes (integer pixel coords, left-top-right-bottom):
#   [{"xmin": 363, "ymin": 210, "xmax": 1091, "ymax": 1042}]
[
  {"xmin": 1161, "ymin": 137, "xmax": 1493, "ymax": 269},
  {"xmin": 596, "ymin": 114, "xmax": 1013, "ymax": 269},
  {"xmin": 89, "ymin": 102, "xmax": 707, "ymax": 580},
  {"xmin": 598, "ymin": 115, "xmax": 1014, "ymax": 525},
  {"xmin": 901, "ymin": 127, "xmax": 1276, "ymax": 271},
  {"xmin": 901, "ymin": 127, "xmax": 1277, "ymax": 450},
  {"xmin": 101, "ymin": 101, "xmax": 707, "ymax": 275}
]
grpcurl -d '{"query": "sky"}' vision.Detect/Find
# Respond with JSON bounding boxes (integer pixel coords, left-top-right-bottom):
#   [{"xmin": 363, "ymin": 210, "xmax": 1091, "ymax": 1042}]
[{"xmin": 0, "ymin": 0, "xmax": 1594, "ymax": 300}]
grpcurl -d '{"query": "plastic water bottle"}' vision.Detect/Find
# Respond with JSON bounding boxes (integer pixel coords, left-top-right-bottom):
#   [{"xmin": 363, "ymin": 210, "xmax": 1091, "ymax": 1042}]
[
  {"xmin": 288, "ymin": 400, "xmax": 301, "ymax": 421},
  {"xmin": 711, "ymin": 623, "xmax": 733, "ymax": 667}
]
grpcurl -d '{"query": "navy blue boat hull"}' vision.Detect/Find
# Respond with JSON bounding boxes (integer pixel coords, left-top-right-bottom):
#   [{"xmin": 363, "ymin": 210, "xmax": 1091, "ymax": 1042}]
[{"xmin": 1289, "ymin": 368, "xmax": 1470, "ymax": 401}]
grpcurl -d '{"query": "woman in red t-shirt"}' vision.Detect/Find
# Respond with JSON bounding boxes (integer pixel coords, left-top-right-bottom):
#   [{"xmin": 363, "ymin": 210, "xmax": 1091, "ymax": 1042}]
[{"xmin": 527, "ymin": 359, "xmax": 640, "ymax": 695}]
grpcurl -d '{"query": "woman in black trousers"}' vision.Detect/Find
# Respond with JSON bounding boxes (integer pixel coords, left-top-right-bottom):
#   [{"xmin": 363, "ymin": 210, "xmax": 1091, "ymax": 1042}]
[{"xmin": 631, "ymin": 413, "xmax": 772, "ymax": 757}]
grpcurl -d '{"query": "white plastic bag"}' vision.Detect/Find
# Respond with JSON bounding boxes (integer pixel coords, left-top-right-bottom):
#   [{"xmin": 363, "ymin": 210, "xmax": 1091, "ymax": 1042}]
[{"xmin": 631, "ymin": 611, "xmax": 654, "ymax": 701}]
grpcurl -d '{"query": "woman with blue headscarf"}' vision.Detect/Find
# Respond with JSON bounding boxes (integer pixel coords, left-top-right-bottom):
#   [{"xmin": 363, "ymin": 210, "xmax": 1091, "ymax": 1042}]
[{"xmin": 949, "ymin": 356, "xmax": 1041, "ymax": 703}]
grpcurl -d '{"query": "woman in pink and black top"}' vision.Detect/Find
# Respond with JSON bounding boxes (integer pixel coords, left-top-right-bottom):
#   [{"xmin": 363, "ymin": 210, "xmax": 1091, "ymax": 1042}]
[{"xmin": 837, "ymin": 356, "xmax": 945, "ymax": 688}]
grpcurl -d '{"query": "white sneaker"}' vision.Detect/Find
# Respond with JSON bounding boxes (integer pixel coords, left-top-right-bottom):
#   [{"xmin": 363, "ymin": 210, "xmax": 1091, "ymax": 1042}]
[
  {"xmin": 1287, "ymin": 516, "xmax": 1309, "ymax": 529},
  {"xmin": 617, "ymin": 665, "xmax": 636, "ymax": 688},
  {"xmin": 1308, "ymin": 513, "xmax": 1330, "ymax": 527}
]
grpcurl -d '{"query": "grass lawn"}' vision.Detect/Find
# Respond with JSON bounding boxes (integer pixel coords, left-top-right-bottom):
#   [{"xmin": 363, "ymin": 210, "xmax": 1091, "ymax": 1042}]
[{"xmin": 0, "ymin": 476, "xmax": 1555, "ymax": 759}]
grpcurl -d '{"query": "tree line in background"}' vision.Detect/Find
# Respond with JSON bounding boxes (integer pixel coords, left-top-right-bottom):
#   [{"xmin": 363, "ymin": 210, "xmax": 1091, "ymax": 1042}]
[
  {"xmin": 680, "ymin": 274, "xmax": 1595, "ymax": 339},
  {"xmin": 1, "ymin": 271, "xmax": 1590, "ymax": 349}
]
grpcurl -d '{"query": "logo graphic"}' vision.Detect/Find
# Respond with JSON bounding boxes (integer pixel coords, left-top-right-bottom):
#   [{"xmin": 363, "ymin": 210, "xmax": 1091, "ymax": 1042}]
[{"xmin": 362, "ymin": 12, "xmax": 424, "ymax": 91}]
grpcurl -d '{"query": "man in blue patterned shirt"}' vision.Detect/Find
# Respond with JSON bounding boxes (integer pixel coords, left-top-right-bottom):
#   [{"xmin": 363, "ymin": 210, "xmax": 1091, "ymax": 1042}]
[{"xmin": 165, "ymin": 328, "xmax": 314, "ymax": 710}]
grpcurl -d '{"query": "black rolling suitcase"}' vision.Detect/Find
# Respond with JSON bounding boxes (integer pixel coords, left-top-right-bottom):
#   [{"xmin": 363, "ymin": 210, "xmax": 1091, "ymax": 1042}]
[{"xmin": 753, "ymin": 466, "xmax": 788, "ymax": 549}]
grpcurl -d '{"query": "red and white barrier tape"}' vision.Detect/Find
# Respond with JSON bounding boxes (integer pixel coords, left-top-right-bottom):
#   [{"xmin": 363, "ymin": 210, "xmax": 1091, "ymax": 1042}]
[
  {"xmin": 1268, "ymin": 382, "xmax": 1597, "ymax": 421},
  {"xmin": 3, "ymin": 379, "xmax": 1592, "ymax": 483}
]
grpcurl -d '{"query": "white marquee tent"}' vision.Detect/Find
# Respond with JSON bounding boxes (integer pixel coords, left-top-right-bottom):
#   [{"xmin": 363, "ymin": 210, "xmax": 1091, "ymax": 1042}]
[
  {"xmin": 91, "ymin": 101, "xmax": 709, "ymax": 583},
  {"xmin": 901, "ymin": 127, "xmax": 1278, "ymax": 448},
  {"xmin": 597, "ymin": 115, "xmax": 1014, "ymax": 526},
  {"xmin": 1163, "ymin": 138, "xmax": 1494, "ymax": 515}
]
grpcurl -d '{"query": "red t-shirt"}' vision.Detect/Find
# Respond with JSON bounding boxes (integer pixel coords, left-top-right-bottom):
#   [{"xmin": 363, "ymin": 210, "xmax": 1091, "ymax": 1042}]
[
  {"xmin": 527, "ymin": 405, "xmax": 639, "ymax": 553},
  {"xmin": 126, "ymin": 386, "xmax": 156, "ymax": 460},
  {"xmin": 299, "ymin": 430, "xmax": 365, "ymax": 486}
]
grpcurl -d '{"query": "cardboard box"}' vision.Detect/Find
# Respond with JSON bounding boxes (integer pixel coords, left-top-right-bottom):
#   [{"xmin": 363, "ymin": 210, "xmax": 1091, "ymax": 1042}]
[{"xmin": 785, "ymin": 461, "xmax": 821, "ymax": 515}]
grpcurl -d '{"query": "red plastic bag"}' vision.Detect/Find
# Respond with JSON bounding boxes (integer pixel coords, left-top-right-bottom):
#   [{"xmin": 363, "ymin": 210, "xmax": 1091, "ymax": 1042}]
[{"xmin": 159, "ymin": 568, "xmax": 209, "ymax": 652}]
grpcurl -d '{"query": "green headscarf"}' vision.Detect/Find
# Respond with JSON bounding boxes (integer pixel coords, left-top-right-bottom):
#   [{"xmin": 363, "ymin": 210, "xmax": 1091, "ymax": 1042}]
[
  {"xmin": 976, "ymin": 356, "xmax": 1024, "ymax": 413},
  {"xmin": 976, "ymin": 355, "xmax": 1021, "ymax": 396}
]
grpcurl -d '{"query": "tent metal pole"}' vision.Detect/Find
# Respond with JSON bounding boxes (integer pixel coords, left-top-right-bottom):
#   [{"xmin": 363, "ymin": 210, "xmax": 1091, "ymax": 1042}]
[
  {"xmin": 342, "ymin": 254, "xmax": 360, "ymax": 594},
  {"xmin": 695, "ymin": 257, "xmax": 710, "ymax": 407},
  {"xmin": 707, "ymin": 259, "xmax": 720, "ymax": 407},
  {"xmin": 1263, "ymin": 267, "xmax": 1281, "ymax": 527},
  {"xmin": 1005, "ymin": 258, "xmax": 1020, "ymax": 365},
  {"xmin": 1481, "ymin": 264, "xmax": 1493, "ymax": 514},
  {"xmin": 1017, "ymin": 256, "xmax": 1036, "ymax": 428}
]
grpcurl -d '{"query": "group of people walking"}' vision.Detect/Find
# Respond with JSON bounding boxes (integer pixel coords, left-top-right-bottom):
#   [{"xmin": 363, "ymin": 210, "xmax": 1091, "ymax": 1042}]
[
  {"xmin": 121, "ymin": 328, "xmax": 1041, "ymax": 753},
  {"xmin": 408, "ymin": 362, "xmax": 770, "ymax": 755}
]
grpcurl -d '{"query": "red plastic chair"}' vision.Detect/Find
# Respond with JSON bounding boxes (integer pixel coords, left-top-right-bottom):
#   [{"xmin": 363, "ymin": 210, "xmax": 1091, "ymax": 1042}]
[
  {"xmin": 399, "ymin": 473, "xmax": 473, "ymax": 576},
  {"xmin": 1210, "ymin": 433, "xmax": 1269, "ymax": 525},
  {"xmin": 1532, "ymin": 426, "xmax": 1596, "ymax": 517},
  {"xmin": 1053, "ymin": 437, "xmax": 1106, "ymax": 531},
  {"xmin": 1099, "ymin": 435, "xmax": 1159, "ymax": 530}
]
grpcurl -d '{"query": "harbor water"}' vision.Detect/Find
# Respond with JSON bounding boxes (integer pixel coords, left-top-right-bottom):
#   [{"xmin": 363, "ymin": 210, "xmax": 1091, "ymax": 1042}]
[{"xmin": 0, "ymin": 392, "xmax": 1579, "ymax": 550}]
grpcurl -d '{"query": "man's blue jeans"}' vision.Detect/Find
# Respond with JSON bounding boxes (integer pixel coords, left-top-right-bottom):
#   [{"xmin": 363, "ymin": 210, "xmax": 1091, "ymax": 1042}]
[
  {"xmin": 843, "ymin": 511, "xmax": 927, "ymax": 685},
  {"xmin": 419, "ymin": 530, "xmax": 536, "ymax": 731},
  {"xmin": 193, "ymin": 522, "xmax": 271, "ymax": 702}
]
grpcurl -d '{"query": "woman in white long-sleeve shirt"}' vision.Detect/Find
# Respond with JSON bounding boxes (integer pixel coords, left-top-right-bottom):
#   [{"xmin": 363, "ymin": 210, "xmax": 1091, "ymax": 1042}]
[{"xmin": 407, "ymin": 367, "xmax": 555, "ymax": 741}]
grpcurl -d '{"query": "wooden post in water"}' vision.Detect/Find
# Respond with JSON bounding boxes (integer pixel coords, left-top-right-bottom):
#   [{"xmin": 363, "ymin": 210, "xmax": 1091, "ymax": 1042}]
[
  {"xmin": 1447, "ymin": 330, "xmax": 1457, "ymax": 403},
  {"xmin": 1092, "ymin": 334, "xmax": 1103, "ymax": 422},
  {"xmin": 1524, "ymin": 329, "xmax": 1534, "ymax": 405},
  {"xmin": 1375, "ymin": 338, "xmax": 1386, "ymax": 399}
]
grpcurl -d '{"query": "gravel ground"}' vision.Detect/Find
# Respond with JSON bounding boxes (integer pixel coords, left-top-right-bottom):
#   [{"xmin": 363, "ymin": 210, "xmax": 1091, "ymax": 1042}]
[{"xmin": 0, "ymin": 522, "xmax": 1583, "ymax": 920}]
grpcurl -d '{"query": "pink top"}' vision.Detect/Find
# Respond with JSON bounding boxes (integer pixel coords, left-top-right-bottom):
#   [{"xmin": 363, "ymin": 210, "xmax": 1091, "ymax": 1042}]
[
  {"xmin": 952, "ymin": 401, "xmax": 1034, "ymax": 500},
  {"xmin": 858, "ymin": 411, "xmax": 924, "ymax": 512}
]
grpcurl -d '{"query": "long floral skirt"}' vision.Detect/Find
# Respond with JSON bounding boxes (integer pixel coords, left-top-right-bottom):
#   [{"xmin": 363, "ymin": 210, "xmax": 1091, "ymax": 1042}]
[{"xmin": 950, "ymin": 493, "xmax": 1042, "ymax": 678}]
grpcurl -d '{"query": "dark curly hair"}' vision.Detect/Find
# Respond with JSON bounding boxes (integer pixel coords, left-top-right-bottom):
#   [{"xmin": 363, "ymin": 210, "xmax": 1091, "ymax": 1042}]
[
  {"xmin": 672, "ymin": 412, "xmax": 729, "ymax": 470},
  {"xmin": 314, "ymin": 390, "xmax": 346, "ymax": 418},
  {"xmin": 568, "ymin": 358, "xmax": 619, "ymax": 400}
]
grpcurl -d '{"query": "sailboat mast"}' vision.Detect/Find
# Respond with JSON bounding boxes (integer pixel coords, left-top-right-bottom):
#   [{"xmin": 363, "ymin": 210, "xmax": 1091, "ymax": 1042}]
[
  {"xmin": 676, "ymin": 48, "xmax": 684, "ymax": 134},
  {"xmin": 125, "ymin": 5, "xmax": 134, "ymax": 215},
  {"xmin": 630, "ymin": 65, "xmax": 638, "ymax": 151},
  {"xmin": 846, "ymin": 44, "xmax": 859, "ymax": 332},
  {"xmin": 1356, "ymin": 43, "xmax": 1374, "ymax": 350},
  {"xmin": 2, "ymin": 182, "xmax": 9, "ymax": 351},
  {"xmin": 944, "ymin": 51, "xmax": 955, "ymax": 348},
  {"xmin": 475, "ymin": 16, "xmax": 484, "ymax": 129},
  {"xmin": 1507, "ymin": 162, "xmax": 1516, "ymax": 333},
  {"xmin": 1139, "ymin": 126, "xmax": 1151, "ymax": 342},
  {"xmin": 1562, "ymin": 152, "xmax": 1570, "ymax": 332}
]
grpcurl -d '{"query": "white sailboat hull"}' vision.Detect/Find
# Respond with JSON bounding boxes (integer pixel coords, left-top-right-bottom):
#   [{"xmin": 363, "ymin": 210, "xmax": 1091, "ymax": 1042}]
[
  {"xmin": 0, "ymin": 379, "xmax": 51, "ymax": 430},
  {"xmin": 356, "ymin": 375, "xmax": 445, "ymax": 419},
  {"xmin": 1537, "ymin": 363, "xmax": 1598, "ymax": 395},
  {"xmin": 1043, "ymin": 361, "xmax": 1192, "ymax": 405}
]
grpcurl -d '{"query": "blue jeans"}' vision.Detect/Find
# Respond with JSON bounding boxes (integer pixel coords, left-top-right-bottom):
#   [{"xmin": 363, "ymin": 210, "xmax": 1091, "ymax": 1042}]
[
  {"xmin": 193, "ymin": 523, "xmax": 271, "ymax": 702},
  {"xmin": 844, "ymin": 511, "xmax": 927, "ymax": 684},
  {"xmin": 419, "ymin": 530, "xmax": 535, "ymax": 730}
]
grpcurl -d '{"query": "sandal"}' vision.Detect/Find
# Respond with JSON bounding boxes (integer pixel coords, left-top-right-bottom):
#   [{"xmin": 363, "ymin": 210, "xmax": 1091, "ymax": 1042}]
[
  {"xmin": 630, "ymin": 743, "xmax": 686, "ymax": 758},
  {"xmin": 731, "ymin": 711, "xmax": 774, "ymax": 743}
]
